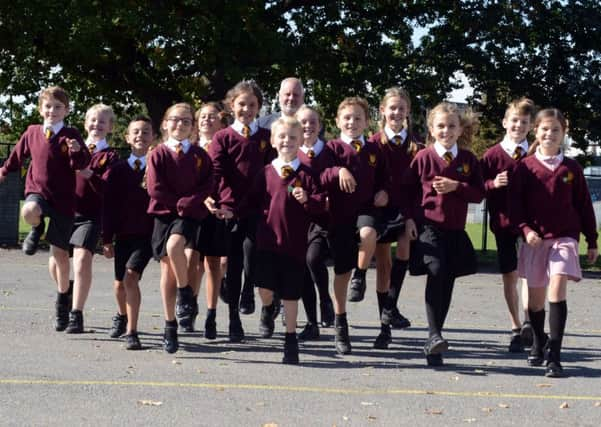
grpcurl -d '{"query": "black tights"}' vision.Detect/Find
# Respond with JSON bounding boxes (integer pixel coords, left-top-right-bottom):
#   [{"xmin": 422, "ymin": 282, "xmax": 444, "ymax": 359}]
[
  {"xmin": 301, "ymin": 235, "xmax": 330, "ymax": 324},
  {"xmin": 226, "ymin": 220, "xmax": 255, "ymax": 316}
]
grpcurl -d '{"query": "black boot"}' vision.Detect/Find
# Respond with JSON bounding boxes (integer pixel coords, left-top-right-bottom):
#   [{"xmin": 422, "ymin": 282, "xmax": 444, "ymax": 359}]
[
  {"xmin": 283, "ymin": 332, "xmax": 299, "ymax": 364},
  {"xmin": 348, "ymin": 269, "xmax": 366, "ymax": 302},
  {"xmin": 259, "ymin": 303, "xmax": 275, "ymax": 338},
  {"xmin": 334, "ymin": 313, "xmax": 352, "ymax": 354},
  {"xmin": 163, "ymin": 321, "xmax": 179, "ymax": 353},
  {"xmin": 65, "ymin": 310, "xmax": 84, "ymax": 334},
  {"xmin": 54, "ymin": 291, "xmax": 71, "ymax": 332},
  {"xmin": 204, "ymin": 309, "xmax": 217, "ymax": 340}
]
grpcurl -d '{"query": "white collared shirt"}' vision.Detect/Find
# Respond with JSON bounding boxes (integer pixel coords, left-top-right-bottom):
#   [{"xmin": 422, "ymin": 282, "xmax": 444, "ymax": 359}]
[
  {"xmin": 86, "ymin": 138, "xmax": 108, "ymax": 154},
  {"xmin": 42, "ymin": 121, "xmax": 64, "ymax": 137},
  {"xmin": 300, "ymin": 139, "xmax": 325, "ymax": 157},
  {"xmin": 535, "ymin": 146, "xmax": 564, "ymax": 171},
  {"xmin": 433, "ymin": 141, "xmax": 458, "ymax": 159},
  {"xmin": 500, "ymin": 135, "xmax": 528, "ymax": 158},
  {"xmin": 232, "ymin": 120, "xmax": 258, "ymax": 138},
  {"xmin": 165, "ymin": 137, "xmax": 191, "ymax": 154},
  {"xmin": 340, "ymin": 134, "xmax": 365, "ymax": 147},
  {"xmin": 384, "ymin": 126, "xmax": 408, "ymax": 144},
  {"xmin": 127, "ymin": 154, "xmax": 146, "ymax": 171},
  {"xmin": 271, "ymin": 157, "xmax": 301, "ymax": 177},
  {"xmin": 198, "ymin": 136, "xmax": 211, "ymax": 150}
]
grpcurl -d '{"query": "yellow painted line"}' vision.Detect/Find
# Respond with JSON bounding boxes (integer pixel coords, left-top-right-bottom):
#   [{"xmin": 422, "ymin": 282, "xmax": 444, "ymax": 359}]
[{"xmin": 1, "ymin": 378, "xmax": 601, "ymax": 401}]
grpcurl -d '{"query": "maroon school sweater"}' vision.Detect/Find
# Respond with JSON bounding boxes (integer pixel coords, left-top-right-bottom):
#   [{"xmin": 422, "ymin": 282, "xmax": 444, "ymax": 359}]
[
  {"xmin": 481, "ymin": 143, "xmax": 525, "ymax": 234},
  {"xmin": 240, "ymin": 163, "xmax": 325, "ymax": 265},
  {"xmin": 146, "ymin": 144, "xmax": 214, "ymax": 221},
  {"xmin": 321, "ymin": 138, "xmax": 391, "ymax": 225},
  {"xmin": 208, "ymin": 126, "xmax": 274, "ymax": 211},
  {"xmin": 509, "ymin": 156, "xmax": 598, "ymax": 249},
  {"xmin": 405, "ymin": 146, "xmax": 485, "ymax": 230},
  {"xmin": 370, "ymin": 130, "xmax": 424, "ymax": 208},
  {"xmin": 0, "ymin": 124, "xmax": 90, "ymax": 216},
  {"xmin": 298, "ymin": 145, "xmax": 337, "ymax": 228},
  {"xmin": 74, "ymin": 147, "xmax": 120, "ymax": 220},
  {"xmin": 102, "ymin": 159, "xmax": 153, "ymax": 244}
]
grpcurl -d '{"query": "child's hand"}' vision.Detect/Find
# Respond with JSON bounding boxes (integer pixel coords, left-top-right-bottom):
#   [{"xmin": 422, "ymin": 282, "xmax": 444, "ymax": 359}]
[
  {"xmin": 339, "ymin": 167, "xmax": 356, "ymax": 193},
  {"xmin": 525, "ymin": 230, "xmax": 542, "ymax": 247},
  {"xmin": 66, "ymin": 138, "xmax": 81, "ymax": 152},
  {"xmin": 374, "ymin": 190, "xmax": 388, "ymax": 207},
  {"xmin": 78, "ymin": 168, "xmax": 93, "ymax": 179},
  {"xmin": 432, "ymin": 176, "xmax": 459, "ymax": 194},
  {"xmin": 587, "ymin": 248, "xmax": 598, "ymax": 264},
  {"xmin": 493, "ymin": 171, "xmax": 509, "ymax": 188},
  {"xmin": 216, "ymin": 208, "xmax": 233, "ymax": 220},
  {"xmin": 292, "ymin": 187, "xmax": 308, "ymax": 204},
  {"xmin": 405, "ymin": 218, "xmax": 418, "ymax": 240},
  {"xmin": 103, "ymin": 244, "xmax": 114, "ymax": 259},
  {"xmin": 204, "ymin": 196, "xmax": 218, "ymax": 214}
]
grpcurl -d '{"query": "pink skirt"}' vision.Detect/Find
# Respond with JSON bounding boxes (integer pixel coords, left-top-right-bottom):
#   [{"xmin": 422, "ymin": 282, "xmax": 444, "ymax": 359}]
[{"xmin": 517, "ymin": 237, "xmax": 582, "ymax": 287}]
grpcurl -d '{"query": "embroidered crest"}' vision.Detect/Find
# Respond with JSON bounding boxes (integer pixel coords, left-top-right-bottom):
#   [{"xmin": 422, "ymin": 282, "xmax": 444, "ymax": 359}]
[
  {"xmin": 259, "ymin": 140, "xmax": 268, "ymax": 152},
  {"xmin": 61, "ymin": 143, "xmax": 68, "ymax": 153},
  {"xmin": 195, "ymin": 154, "xmax": 203, "ymax": 170},
  {"xmin": 99, "ymin": 155, "xmax": 107, "ymax": 168},
  {"xmin": 293, "ymin": 178, "xmax": 302, "ymax": 188},
  {"xmin": 368, "ymin": 153, "xmax": 377, "ymax": 167},
  {"xmin": 456, "ymin": 163, "xmax": 470, "ymax": 176},
  {"xmin": 563, "ymin": 171, "xmax": 574, "ymax": 184}
]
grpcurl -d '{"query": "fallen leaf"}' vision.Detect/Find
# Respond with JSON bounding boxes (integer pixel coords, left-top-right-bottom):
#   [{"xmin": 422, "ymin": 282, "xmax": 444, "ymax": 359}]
[
  {"xmin": 595, "ymin": 402, "xmax": 601, "ymax": 407},
  {"xmin": 559, "ymin": 402, "xmax": 569, "ymax": 409},
  {"xmin": 474, "ymin": 369, "xmax": 485, "ymax": 374},
  {"xmin": 262, "ymin": 423, "xmax": 278, "ymax": 427},
  {"xmin": 536, "ymin": 383, "xmax": 552, "ymax": 388},
  {"xmin": 138, "ymin": 400, "xmax": 163, "ymax": 406},
  {"xmin": 481, "ymin": 407, "xmax": 492, "ymax": 413},
  {"xmin": 464, "ymin": 418, "xmax": 476, "ymax": 423},
  {"xmin": 360, "ymin": 402, "xmax": 375, "ymax": 406},
  {"xmin": 197, "ymin": 369, "xmax": 206, "ymax": 374},
  {"xmin": 342, "ymin": 416, "xmax": 349, "ymax": 421},
  {"xmin": 256, "ymin": 401, "xmax": 266, "ymax": 407},
  {"xmin": 151, "ymin": 314, "xmax": 161, "ymax": 317},
  {"xmin": 452, "ymin": 375, "xmax": 460, "ymax": 381},
  {"xmin": 221, "ymin": 350, "xmax": 235, "ymax": 355},
  {"xmin": 367, "ymin": 415, "xmax": 377, "ymax": 421},
  {"xmin": 426, "ymin": 409, "xmax": 443, "ymax": 415},
  {"xmin": 172, "ymin": 360, "xmax": 181, "ymax": 365},
  {"xmin": 498, "ymin": 403, "xmax": 510, "ymax": 409}
]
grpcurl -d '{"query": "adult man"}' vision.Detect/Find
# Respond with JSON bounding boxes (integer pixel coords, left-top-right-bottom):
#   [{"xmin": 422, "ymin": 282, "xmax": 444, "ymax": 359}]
[{"xmin": 258, "ymin": 77, "xmax": 305, "ymax": 130}]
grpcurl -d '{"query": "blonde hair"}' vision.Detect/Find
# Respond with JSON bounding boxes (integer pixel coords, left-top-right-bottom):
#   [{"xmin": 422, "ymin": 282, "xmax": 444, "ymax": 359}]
[
  {"xmin": 38, "ymin": 86, "xmax": 69, "ymax": 109},
  {"xmin": 527, "ymin": 108, "xmax": 568, "ymax": 156},
  {"xmin": 337, "ymin": 96, "xmax": 369, "ymax": 121},
  {"xmin": 160, "ymin": 102, "xmax": 195, "ymax": 141},
  {"xmin": 270, "ymin": 116, "xmax": 303, "ymax": 143},
  {"xmin": 505, "ymin": 97, "xmax": 536, "ymax": 120},
  {"xmin": 426, "ymin": 102, "xmax": 479, "ymax": 149},
  {"xmin": 85, "ymin": 103, "xmax": 115, "ymax": 124},
  {"xmin": 295, "ymin": 105, "xmax": 321, "ymax": 126},
  {"xmin": 225, "ymin": 80, "xmax": 264, "ymax": 109},
  {"xmin": 379, "ymin": 87, "xmax": 418, "ymax": 154}
]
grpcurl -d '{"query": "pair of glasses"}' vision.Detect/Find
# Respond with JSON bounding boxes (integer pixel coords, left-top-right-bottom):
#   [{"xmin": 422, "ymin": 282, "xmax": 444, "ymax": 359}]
[{"xmin": 167, "ymin": 117, "xmax": 193, "ymax": 126}]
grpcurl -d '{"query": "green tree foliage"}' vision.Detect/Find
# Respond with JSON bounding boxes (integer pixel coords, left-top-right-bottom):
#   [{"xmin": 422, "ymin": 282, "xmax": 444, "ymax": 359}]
[{"xmin": 1, "ymin": 1, "xmax": 600, "ymax": 154}]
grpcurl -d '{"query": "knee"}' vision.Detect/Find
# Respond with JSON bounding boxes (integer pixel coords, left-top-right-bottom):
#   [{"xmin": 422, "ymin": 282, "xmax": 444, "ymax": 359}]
[
  {"xmin": 21, "ymin": 202, "xmax": 41, "ymax": 224},
  {"xmin": 205, "ymin": 256, "xmax": 221, "ymax": 271},
  {"xmin": 166, "ymin": 235, "xmax": 184, "ymax": 255},
  {"xmin": 359, "ymin": 227, "xmax": 376, "ymax": 243}
]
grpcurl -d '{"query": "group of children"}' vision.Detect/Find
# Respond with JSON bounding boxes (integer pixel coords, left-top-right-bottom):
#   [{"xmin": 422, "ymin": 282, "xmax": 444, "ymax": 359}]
[{"xmin": 0, "ymin": 82, "xmax": 597, "ymax": 378}]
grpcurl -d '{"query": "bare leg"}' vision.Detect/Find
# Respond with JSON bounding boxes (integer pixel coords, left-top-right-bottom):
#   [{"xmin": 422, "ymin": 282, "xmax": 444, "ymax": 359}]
[
  {"xmin": 357, "ymin": 226, "xmax": 377, "ymax": 270},
  {"xmin": 502, "ymin": 270, "xmax": 521, "ymax": 329},
  {"xmin": 159, "ymin": 257, "xmax": 177, "ymax": 320},
  {"xmin": 283, "ymin": 300, "xmax": 298, "ymax": 333},
  {"xmin": 51, "ymin": 246, "xmax": 70, "ymax": 293},
  {"xmin": 113, "ymin": 280, "xmax": 127, "ymax": 314},
  {"xmin": 205, "ymin": 256, "xmax": 223, "ymax": 309},
  {"xmin": 123, "ymin": 269, "xmax": 142, "ymax": 333},
  {"xmin": 166, "ymin": 234, "xmax": 188, "ymax": 288},
  {"xmin": 333, "ymin": 272, "xmax": 352, "ymax": 314}
]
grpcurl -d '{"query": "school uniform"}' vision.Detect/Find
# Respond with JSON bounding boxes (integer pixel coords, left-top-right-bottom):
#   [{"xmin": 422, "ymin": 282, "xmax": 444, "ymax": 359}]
[
  {"xmin": 70, "ymin": 139, "xmax": 119, "ymax": 253},
  {"xmin": 481, "ymin": 136, "xmax": 528, "ymax": 273},
  {"xmin": 0, "ymin": 122, "xmax": 90, "ymax": 249},
  {"xmin": 208, "ymin": 121, "xmax": 274, "ymax": 313},
  {"xmin": 240, "ymin": 158, "xmax": 325, "ymax": 300},
  {"xmin": 405, "ymin": 142, "xmax": 484, "ymax": 362},
  {"xmin": 146, "ymin": 138, "xmax": 214, "ymax": 260},
  {"xmin": 102, "ymin": 156, "xmax": 154, "ymax": 280},
  {"xmin": 321, "ymin": 135, "xmax": 391, "ymax": 274},
  {"xmin": 371, "ymin": 127, "xmax": 424, "ymax": 243},
  {"xmin": 510, "ymin": 149, "xmax": 598, "ymax": 285}
]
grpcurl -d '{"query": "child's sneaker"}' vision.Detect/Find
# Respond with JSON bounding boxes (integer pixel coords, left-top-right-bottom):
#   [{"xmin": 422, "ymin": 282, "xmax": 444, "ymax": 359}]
[
  {"xmin": 125, "ymin": 332, "xmax": 142, "ymax": 350},
  {"xmin": 109, "ymin": 313, "xmax": 127, "ymax": 338},
  {"xmin": 163, "ymin": 325, "xmax": 179, "ymax": 353}
]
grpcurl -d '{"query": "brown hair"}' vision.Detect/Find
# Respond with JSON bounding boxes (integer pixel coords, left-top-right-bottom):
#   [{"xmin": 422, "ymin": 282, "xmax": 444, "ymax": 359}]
[
  {"xmin": 337, "ymin": 96, "xmax": 369, "ymax": 121},
  {"xmin": 160, "ymin": 102, "xmax": 195, "ymax": 141},
  {"xmin": 527, "ymin": 108, "xmax": 568, "ymax": 155},
  {"xmin": 295, "ymin": 105, "xmax": 322, "ymax": 126},
  {"xmin": 505, "ymin": 97, "xmax": 536, "ymax": 120},
  {"xmin": 225, "ymin": 80, "xmax": 264, "ymax": 109},
  {"xmin": 38, "ymin": 86, "xmax": 69, "ymax": 109},
  {"xmin": 378, "ymin": 87, "xmax": 418, "ymax": 155},
  {"xmin": 426, "ymin": 102, "xmax": 480, "ymax": 149}
]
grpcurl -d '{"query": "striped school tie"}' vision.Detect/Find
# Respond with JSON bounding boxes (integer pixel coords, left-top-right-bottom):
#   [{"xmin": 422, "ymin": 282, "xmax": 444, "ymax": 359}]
[
  {"xmin": 242, "ymin": 125, "xmax": 251, "ymax": 139},
  {"xmin": 391, "ymin": 136, "xmax": 403, "ymax": 146},
  {"xmin": 175, "ymin": 143, "xmax": 183, "ymax": 155},
  {"xmin": 133, "ymin": 159, "xmax": 142, "ymax": 171},
  {"xmin": 350, "ymin": 140, "xmax": 362, "ymax": 153},
  {"xmin": 88, "ymin": 143, "xmax": 96, "ymax": 153},
  {"xmin": 45, "ymin": 128, "xmax": 54, "ymax": 141},
  {"xmin": 512, "ymin": 146, "xmax": 524, "ymax": 160},
  {"xmin": 307, "ymin": 149, "xmax": 315, "ymax": 159},
  {"xmin": 281, "ymin": 165, "xmax": 294, "ymax": 179},
  {"xmin": 443, "ymin": 151, "xmax": 454, "ymax": 165}
]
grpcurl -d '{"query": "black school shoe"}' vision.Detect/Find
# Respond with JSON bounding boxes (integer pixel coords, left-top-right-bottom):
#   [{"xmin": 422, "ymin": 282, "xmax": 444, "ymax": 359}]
[
  {"xmin": 334, "ymin": 323, "xmax": 352, "ymax": 355},
  {"xmin": 176, "ymin": 289, "xmax": 197, "ymax": 332},
  {"xmin": 239, "ymin": 290, "xmax": 255, "ymax": 315},
  {"xmin": 109, "ymin": 313, "xmax": 128, "ymax": 338},
  {"xmin": 125, "ymin": 332, "xmax": 142, "ymax": 350},
  {"xmin": 521, "ymin": 321, "xmax": 534, "ymax": 348},
  {"xmin": 381, "ymin": 307, "xmax": 411, "ymax": 329},
  {"xmin": 373, "ymin": 329, "xmax": 392, "ymax": 350},
  {"xmin": 163, "ymin": 325, "xmax": 179, "ymax": 353},
  {"xmin": 228, "ymin": 315, "xmax": 245, "ymax": 343},
  {"xmin": 259, "ymin": 305, "xmax": 275, "ymax": 338},
  {"xmin": 283, "ymin": 334, "xmax": 299, "ymax": 365},
  {"xmin": 426, "ymin": 353, "xmax": 444, "ymax": 367},
  {"xmin": 65, "ymin": 310, "xmax": 84, "ymax": 334},
  {"xmin": 508, "ymin": 333, "xmax": 524, "ymax": 353},
  {"xmin": 320, "ymin": 299, "xmax": 335, "ymax": 327},
  {"xmin": 424, "ymin": 335, "xmax": 449, "ymax": 355},
  {"xmin": 527, "ymin": 334, "xmax": 549, "ymax": 367},
  {"xmin": 22, "ymin": 221, "xmax": 45, "ymax": 256},
  {"xmin": 298, "ymin": 322, "xmax": 320, "ymax": 341},
  {"xmin": 204, "ymin": 316, "xmax": 217, "ymax": 340},
  {"xmin": 347, "ymin": 270, "xmax": 366, "ymax": 302}
]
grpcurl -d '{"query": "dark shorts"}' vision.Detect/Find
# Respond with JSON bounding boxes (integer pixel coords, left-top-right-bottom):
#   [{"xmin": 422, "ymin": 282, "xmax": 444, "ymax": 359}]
[
  {"xmin": 376, "ymin": 206, "xmax": 405, "ymax": 244},
  {"xmin": 195, "ymin": 215, "xmax": 233, "ymax": 257},
  {"xmin": 409, "ymin": 224, "xmax": 477, "ymax": 278},
  {"xmin": 254, "ymin": 250, "xmax": 304, "ymax": 300},
  {"xmin": 114, "ymin": 237, "xmax": 153, "ymax": 281},
  {"xmin": 494, "ymin": 230, "xmax": 520, "ymax": 274},
  {"xmin": 151, "ymin": 215, "xmax": 200, "ymax": 261},
  {"xmin": 327, "ymin": 222, "xmax": 359, "ymax": 275},
  {"xmin": 24, "ymin": 193, "xmax": 73, "ymax": 250},
  {"xmin": 69, "ymin": 216, "xmax": 101, "ymax": 253}
]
